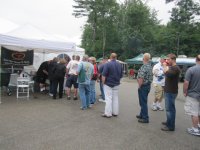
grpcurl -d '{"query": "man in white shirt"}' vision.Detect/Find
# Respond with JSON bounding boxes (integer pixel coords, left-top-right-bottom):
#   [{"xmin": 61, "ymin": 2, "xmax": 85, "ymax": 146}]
[
  {"xmin": 66, "ymin": 55, "xmax": 80, "ymax": 100},
  {"xmin": 151, "ymin": 55, "xmax": 166, "ymax": 111}
]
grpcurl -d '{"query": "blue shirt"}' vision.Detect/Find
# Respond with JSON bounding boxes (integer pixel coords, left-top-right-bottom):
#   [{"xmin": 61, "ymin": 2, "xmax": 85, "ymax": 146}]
[{"xmin": 102, "ymin": 60, "xmax": 123, "ymax": 87}]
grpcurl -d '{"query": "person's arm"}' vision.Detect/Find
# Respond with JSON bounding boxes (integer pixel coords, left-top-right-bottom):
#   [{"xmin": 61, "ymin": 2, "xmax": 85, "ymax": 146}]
[
  {"xmin": 183, "ymin": 80, "xmax": 189, "ymax": 97},
  {"xmin": 101, "ymin": 64, "xmax": 108, "ymax": 84},
  {"xmin": 76, "ymin": 63, "xmax": 81, "ymax": 75},
  {"xmin": 137, "ymin": 78, "xmax": 144, "ymax": 88},
  {"xmin": 102, "ymin": 76, "xmax": 106, "ymax": 84},
  {"xmin": 43, "ymin": 69, "xmax": 48, "ymax": 75}
]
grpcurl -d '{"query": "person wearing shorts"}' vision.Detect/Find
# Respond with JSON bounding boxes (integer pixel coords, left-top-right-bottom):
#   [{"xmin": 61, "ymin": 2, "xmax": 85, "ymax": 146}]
[
  {"xmin": 151, "ymin": 55, "xmax": 166, "ymax": 111},
  {"xmin": 183, "ymin": 54, "xmax": 200, "ymax": 136},
  {"xmin": 66, "ymin": 55, "xmax": 80, "ymax": 100}
]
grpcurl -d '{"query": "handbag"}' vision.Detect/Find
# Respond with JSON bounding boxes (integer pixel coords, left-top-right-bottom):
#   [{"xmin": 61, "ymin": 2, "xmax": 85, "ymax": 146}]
[{"xmin": 78, "ymin": 63, "xmax": 85, "ymax": 83}]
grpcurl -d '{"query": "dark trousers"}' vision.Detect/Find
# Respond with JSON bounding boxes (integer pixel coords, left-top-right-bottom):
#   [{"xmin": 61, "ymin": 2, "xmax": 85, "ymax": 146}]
[
  {"xmin": 52, "ymin": 77, "xmax": 64, "ymax": 98},
  {"xmin": 49, "ymin": 80, "xmax": 54, "ymax": 94},
  {"xmin": 138, "ymin": 84, "xmax": 151, "ymax": 121}
]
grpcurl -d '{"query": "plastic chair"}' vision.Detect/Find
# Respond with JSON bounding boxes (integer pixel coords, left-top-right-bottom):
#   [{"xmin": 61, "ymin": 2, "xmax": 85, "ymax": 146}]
[{"xmin": 17, "ymin": 77, "xmax": 30, "ymax": 99}]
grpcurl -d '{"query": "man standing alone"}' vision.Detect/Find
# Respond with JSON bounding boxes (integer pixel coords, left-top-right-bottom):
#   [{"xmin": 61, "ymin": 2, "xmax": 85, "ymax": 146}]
[
  {"xmin": 101, "ymin": 53, "xmax": 123, "ymax": 118},
  {"xmin": 136, "ymin": 53, "xmax": 153, "ymax": 123},
  {"xmin": 183, "ymin": 54, "xmax": 200, "ymax": 136},
  {"xmin": 161, "ymin": 53, "xmax": 180, "ymax": 131}
]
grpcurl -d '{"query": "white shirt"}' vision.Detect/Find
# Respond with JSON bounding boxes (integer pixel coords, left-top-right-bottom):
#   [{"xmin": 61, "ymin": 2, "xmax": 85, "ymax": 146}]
[
  {"xmin": 67, "ymin": 60, "xmax": 79, "ymax": 75},
  {"xmin": 152, "ymin": 61, "xmax": 165, "ymax": 86}
]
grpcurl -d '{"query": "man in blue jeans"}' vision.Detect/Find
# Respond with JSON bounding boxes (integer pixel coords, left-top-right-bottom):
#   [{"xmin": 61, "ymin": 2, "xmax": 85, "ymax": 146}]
[
  {"xmin": 137, "ymin": 53, "xmax": 153, "ymax": 123},
  {"xmin": 162, "ymin": 53, "xmax": 180, "ymax": 131},
  {"xmin": 77, "ymin": 55, "xmax": 93, "ymax": 110}
]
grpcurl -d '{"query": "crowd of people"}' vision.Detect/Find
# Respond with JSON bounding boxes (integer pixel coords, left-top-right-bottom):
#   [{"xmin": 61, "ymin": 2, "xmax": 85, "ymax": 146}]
[{"xmin": 35, "ymin": 52, "xmax": 200, "ymax": 137}]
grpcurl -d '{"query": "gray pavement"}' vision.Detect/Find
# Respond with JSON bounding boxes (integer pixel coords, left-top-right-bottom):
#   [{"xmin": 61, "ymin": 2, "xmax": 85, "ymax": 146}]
[{"xmin": 0, "ymin": 78, "xmax": 199, "ymax": 150}]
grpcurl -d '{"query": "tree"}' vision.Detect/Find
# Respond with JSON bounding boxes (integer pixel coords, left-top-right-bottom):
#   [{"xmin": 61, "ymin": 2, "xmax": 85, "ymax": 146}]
[
  {"xmin": 73, "ymin": 0, "xmax": 119, "ymax": 57},
  {"xmin": 168, "ymin": 0, "xmax": 200, "ymax": 56}
]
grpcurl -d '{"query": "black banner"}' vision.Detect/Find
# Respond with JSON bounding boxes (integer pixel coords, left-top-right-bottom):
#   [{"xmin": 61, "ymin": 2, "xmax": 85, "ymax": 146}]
[{"xmin": 1, "ymin": 46, "xmax": 33, "ymax": 66}]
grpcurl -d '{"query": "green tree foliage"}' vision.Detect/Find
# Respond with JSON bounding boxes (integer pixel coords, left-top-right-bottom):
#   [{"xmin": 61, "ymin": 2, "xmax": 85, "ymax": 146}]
[
  {"xmin": 73, "ymin": 0, "xmax": 200, "ymax": 60},
  {"xmin": 168, "ymin": 0, "xmax": 200, "ymax": 56}
]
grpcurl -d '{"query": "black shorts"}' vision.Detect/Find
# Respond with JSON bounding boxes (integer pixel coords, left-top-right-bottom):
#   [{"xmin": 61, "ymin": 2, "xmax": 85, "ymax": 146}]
[{"xmin": 66, "ymin": 75, "xmax": 78, "ymax": 88}]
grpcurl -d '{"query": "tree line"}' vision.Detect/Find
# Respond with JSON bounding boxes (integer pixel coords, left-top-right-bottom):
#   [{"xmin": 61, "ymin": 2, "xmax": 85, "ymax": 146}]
[{"xmin": 73, "ymin": 0, "xmax": 200, "ymax": 60}]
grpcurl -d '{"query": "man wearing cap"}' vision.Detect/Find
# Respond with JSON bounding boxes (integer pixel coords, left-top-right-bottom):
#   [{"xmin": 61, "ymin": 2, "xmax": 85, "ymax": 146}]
[{"xmin": 151, "ymin": 55, "xmax": 166, "ymax": 111}]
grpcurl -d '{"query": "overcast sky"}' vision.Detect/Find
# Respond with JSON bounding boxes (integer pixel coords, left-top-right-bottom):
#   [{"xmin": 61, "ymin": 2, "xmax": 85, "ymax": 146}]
[{"xmin": 0, "ymin": 0, "xmax": 175, "ymax": 45}]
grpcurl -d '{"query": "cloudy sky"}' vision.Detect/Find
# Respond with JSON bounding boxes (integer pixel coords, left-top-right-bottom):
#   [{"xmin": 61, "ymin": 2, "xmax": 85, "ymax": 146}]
[{"xmin": 0, "ymin": 0, "xmax": 175, "ymax": 45}]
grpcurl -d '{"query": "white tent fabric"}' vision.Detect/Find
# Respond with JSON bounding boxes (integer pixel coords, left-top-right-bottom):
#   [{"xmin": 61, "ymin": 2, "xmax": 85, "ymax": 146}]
[
  {"xmin": 0, "ymin": 18, "xmax": 19, "ymax": 33},
  {"xmin": 6, "ymin": 24, "xmax": 62, "ymax": 41},
  {"xmin": 0, "ymin": 34, "xmax": 76, "ymax": 53},
  {"xmin": 0, "ymin": 22, "xmax": 85, "ymax": 70}
]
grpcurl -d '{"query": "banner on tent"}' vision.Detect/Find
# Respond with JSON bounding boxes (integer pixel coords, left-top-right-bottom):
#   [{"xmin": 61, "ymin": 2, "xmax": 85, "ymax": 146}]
[{"xmin": 1, "ymin": 46, "xmax": 33, "ymax": 65}]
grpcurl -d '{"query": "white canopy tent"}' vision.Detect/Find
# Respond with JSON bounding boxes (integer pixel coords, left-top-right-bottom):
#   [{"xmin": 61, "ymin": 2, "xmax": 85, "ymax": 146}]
[
  {"xmin": 0, "ymin": 22, "xmax": 85, "ymax": 71},
  {"xmin": 0, "ymin": 34, "xmax": 76, "ymax": 70}
]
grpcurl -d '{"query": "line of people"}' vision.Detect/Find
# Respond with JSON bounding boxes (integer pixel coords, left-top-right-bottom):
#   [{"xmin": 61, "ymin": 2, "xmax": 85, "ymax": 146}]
[
  {"xmin": 136, "ymin": 53, "xmax": 200, "ymax": 136},
  {"xmin": 35, "ymin": 52, "xmax": 200, "ymax": 137}
]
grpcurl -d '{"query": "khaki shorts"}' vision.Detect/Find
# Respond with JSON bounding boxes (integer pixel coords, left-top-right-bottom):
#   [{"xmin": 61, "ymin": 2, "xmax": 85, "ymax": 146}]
[
  {"xmin": 184, "ymin": 96, "xmax": 200, "ymax": 116},
  {"xmin": 153, "ymin": 84, "xmax": 164, "ymax": 101}
]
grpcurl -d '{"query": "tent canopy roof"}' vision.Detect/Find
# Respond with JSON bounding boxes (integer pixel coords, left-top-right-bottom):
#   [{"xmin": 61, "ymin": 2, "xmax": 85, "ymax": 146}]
[
  {"xmin": 0, "ymin": 34, "xmax": 76, "ymax": 53},
  {"xmin": 125, "ymin": 54, "xmax": 196, "ymax": 66},
  {"xmin": 125, "ymin": 54, "xmax": 143, "ymax": 64}
]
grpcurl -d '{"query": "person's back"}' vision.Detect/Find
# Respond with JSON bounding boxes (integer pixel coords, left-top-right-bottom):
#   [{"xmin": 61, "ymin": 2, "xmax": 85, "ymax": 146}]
[
  {"xmin": 81, "ymin": 61, "xmax": 93, "ymax": 84},
  {"xmin": 67, "ymin": 59, "xmax": 79, "ymax": 75},
  {"xmin": 54, "ymin": 62, "xmax": 66, "ymax": 79},
  {"xmin": 185, "ymin": 64, "xmax": 200, "ymax": 99},
  {"xmin": 103, "ymin": 60, "xmax": 123, "ymax": 87}
]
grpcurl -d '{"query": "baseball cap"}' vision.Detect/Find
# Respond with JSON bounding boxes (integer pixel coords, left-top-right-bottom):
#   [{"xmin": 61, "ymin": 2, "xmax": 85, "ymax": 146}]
[{"xmin": 160, "ymin": 55, "xmax": 167, "ymax": 59}]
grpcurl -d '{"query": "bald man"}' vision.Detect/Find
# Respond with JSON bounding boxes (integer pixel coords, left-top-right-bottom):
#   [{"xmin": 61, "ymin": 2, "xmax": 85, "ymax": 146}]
[
  {"xmin": 101, "ymin": 53, "xmax": 123, "ymax": 118},
  {"xmin": 136, "ymin": 53, "xmax": 153, "ymax": 123}
]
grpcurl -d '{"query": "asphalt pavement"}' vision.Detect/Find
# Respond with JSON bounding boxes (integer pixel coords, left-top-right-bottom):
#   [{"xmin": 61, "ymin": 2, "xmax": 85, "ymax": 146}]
[{"xmin": 0, "ymin": 78, "xmax": 199, "ymax": 150}]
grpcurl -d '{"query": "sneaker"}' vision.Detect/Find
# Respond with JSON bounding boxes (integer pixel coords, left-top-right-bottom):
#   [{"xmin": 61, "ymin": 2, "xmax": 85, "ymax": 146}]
[
  {"xmin": 80, "ymin": 107, "xmax": 86, "ymax": 110},
  {"xmin": 157, "ymin": 106, "xmax": 164, "ymax": 111},
  {"xmin": 101, "ymin": 114, "xmax": 112, "ymax": 118},
  {"xmin": 98, "ymin": 98, "xmax": 105, "ymax": 102},
  {"xmin": 73, "ymin": 96, "xmax": 78, "ymax": 100},
  {"xmin": 40, "ymin": 87, "xmax": 45, "ymax": 92},
  {"xmin": 198, "ymin": 124, "xmax": 200, "ymax": 129},
  {"xmin": 67, "ymin": 96, "xmax": 71, "ymax": 100},
  {"xmin": 151, "ymin": 105, "xmax": 157, "ymax": 111},
  {"xmin": 49, "ymin": 93, "xmax": 53, "ymax": 97},
  {"xmin": 187, "ymin": 127, "xmax": 200, "ymax": 136}
]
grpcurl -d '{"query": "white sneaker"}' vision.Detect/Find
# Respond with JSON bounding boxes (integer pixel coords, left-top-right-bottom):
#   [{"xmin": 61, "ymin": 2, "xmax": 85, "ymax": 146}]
[
  {"xmin": 151, "ymin": 105, "xmax": 157, "ymax": 111},
  {"xmin": 187, "ymin": 127, "xmax": 200, "ymax": 136},
  {"xmin": 40, "ymin": 87, "xmax": 45, "ymax": 92},
  {"xmin": 49, "ymin": 93, "xmax": 53, "ymax": 97},
  {"xmin": 157, "ymin": 106, "xmax": 164, "ymax": 111},
  {"xmin": 99, "ymin": 98, "xmax": 105, "ymax": 103}
]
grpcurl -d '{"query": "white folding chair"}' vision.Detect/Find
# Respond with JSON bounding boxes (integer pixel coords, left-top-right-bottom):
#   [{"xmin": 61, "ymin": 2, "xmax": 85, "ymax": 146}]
[{"xmin": 17, "ymin": 77, "xmax": 30, "ymax": 99}]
